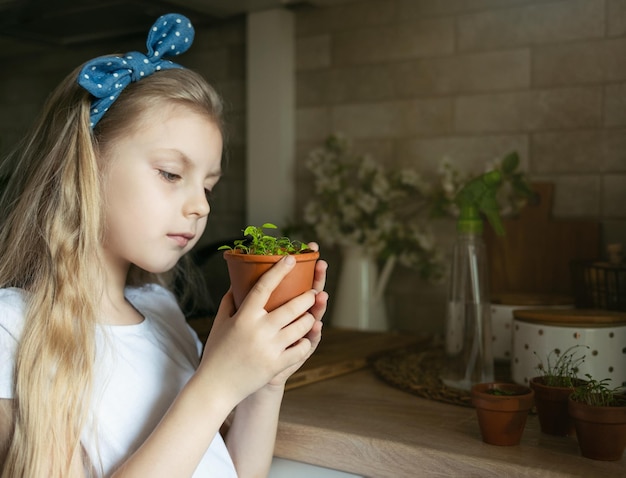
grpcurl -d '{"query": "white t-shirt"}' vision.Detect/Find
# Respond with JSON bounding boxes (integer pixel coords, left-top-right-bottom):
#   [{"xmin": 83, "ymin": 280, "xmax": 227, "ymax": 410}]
[{"xmin": 0, "ymin": 284, "xmax": 237, "ymax": 477}]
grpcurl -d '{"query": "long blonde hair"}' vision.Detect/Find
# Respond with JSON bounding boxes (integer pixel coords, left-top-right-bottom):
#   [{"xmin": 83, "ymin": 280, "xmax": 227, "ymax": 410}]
[{"xmin": 0, "ymin": 65, "xmax": 223, "ymax": 477}]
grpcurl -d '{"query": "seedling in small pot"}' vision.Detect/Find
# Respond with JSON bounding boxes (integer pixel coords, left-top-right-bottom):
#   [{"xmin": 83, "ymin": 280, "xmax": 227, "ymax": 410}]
[
  {"xmin": 219, "ymin": 223, "xmax": 319, "ymax": 311},
  {"xmin": 218, "ymin": 223, "xmax": 310, "ymax": 256}
]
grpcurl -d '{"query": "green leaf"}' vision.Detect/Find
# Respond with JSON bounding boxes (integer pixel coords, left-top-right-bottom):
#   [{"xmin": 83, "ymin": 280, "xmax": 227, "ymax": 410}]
[
  {"xmin": 501, "ymin": 152, "xmax": 519, "ymax": 174},
  {"xmin": 243, "ymin": 226, "xmax": 257, "ymax": 237},
  {"xmin": 219, "ymin": 223, "xmax": 312, "ymax": 255}
]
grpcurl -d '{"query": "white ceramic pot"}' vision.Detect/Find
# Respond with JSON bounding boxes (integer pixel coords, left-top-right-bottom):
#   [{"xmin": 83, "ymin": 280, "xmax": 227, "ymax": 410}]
[
  {"xmin": 490, "ymin": 294, "xmax": 573, "ymax": 362},
  {"xmin": 511, "ymin": 309, "xmax": 626, "ymax": 388},
  {"xmin": 331, "ymin": 247, "xmax": 394, "ymax": 331}
]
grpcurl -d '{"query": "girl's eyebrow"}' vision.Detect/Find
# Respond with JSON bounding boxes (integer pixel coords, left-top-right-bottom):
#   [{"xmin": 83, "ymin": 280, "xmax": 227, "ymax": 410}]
[{"xmin": 162, "ymin": 148, "xmax": 222, "ymax": 178}]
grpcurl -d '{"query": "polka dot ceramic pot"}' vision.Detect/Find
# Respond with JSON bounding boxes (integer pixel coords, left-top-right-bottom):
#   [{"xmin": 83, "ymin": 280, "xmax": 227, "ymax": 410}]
[
  {"xmin": 491, "ymin": 294, "xmax": 573, "ymax": 362},
  {"xmin": 511, "ymin": 309, "xmax": 626, "ymax": 388}
]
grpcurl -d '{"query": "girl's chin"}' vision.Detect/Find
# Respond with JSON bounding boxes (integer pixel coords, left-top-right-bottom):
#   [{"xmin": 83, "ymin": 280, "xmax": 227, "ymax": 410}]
[{"xmin": 134, "ymin": 258, "xmax": 181, "ymax": 275}]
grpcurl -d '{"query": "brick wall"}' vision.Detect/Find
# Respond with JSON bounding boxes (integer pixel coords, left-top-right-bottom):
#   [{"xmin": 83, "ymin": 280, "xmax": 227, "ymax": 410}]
[{"xmin": 294, "ymin": 0, "xmax": 626, "ymax": 332}]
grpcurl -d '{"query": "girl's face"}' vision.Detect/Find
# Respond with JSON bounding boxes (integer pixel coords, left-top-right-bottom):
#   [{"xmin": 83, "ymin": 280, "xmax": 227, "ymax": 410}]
[{"xmin": 100, "ymin": 104, "xmax": 222, "ymax": 276}]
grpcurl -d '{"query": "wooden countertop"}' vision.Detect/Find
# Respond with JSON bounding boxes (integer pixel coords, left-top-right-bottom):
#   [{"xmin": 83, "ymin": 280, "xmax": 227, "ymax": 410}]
[{"xmin": 275, "ymin": 343, "xmax": 625, "ymax": 477}]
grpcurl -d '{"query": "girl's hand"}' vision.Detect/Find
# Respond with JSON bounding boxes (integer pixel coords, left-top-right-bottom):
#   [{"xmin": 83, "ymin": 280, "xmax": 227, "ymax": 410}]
[
  {"xmin": 198, "ymin": 255, "xmax": 318, "ymax": 406},
  {"xmin": 268, "ymin": 243, "xmax": 329, "ymax": 387}
]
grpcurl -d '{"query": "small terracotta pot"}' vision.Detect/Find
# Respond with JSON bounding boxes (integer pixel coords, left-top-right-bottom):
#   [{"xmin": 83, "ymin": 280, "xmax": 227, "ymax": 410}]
[
  {"xmin": 471, "ymin": 382, "xmax": 534, "ymax": 446},
  {"xmin": 223, "ymin": 250, "xmax": 320, "ymax": 312},
  {"xmin": 568, "ymin": 396, "xmax": 626, "ymax": 461},
  {"xmin": 530, "ymin": 376, "xmax": 581, "ymax": 436}
]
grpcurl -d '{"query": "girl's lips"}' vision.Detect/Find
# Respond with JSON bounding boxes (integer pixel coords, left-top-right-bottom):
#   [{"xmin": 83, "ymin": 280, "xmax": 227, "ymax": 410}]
[{"xmin": 168, "ymin": 233, "xmax": 194, "ymax": 247}]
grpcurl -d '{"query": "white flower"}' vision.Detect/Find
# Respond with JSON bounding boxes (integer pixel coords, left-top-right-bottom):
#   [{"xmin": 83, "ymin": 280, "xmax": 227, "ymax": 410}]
[
  {"xmin": 359, "ymin": 155, "xmax": 380, "ymax": 176},
  {"xmin": 341, "ymin": 203, "xmax": 361, "ymax": 223},
  {"xmin": 358, "ymin": 192, "xmax": 378, "ymax": 214},
  {"xmin": 376, "ymin": 213, "xmax": 394, "ymax": 234},
  {"xmin": 398, "ymin": 251, "xmax": 417, "ymax": 268},
  {"xmin": 484, "ymin": 158, "xmax": 500, "ymax": 173},
  {"xmin": 316, "ymin": 174, "xmax": 341, "ymax": 193},
  {"xmin": 413, "ymin": 229, "xmax": 434, "ymax": 251},
  {"xmin": 441, "ymin": 176, "xmax": 456, "ymax": 198},
  {"xmin": 399, "ymin": 169, "xmax": 430, "ymax": 194},
  {"xmin": 438, "ymin": 157, "xmax": 452, "ymax": 175},
  {"xmin": 371, "ymin": 173, "xmax": 390, "ymax": 198},
  {"xmin": 305, "ymin": 150, "xmax": 325, "ymax": 172}
]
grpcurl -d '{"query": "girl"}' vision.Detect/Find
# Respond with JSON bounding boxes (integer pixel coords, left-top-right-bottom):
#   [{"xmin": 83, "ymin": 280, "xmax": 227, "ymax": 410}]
[{"xmin": 0, "ymin": 13, "xmax": 328, "ymax": 478}]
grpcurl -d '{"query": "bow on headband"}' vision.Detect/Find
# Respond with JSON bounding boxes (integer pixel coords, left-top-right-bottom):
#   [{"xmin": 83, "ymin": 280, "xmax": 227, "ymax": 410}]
[{"xmin": 78, "ymin": 13, "xmax": 195, "ymax": 127}]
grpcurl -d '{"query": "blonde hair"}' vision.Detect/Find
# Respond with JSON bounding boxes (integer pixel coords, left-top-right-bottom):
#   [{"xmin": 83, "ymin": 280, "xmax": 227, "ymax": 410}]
[{"xmin": 0, "ymin": 65, "xmax": 223, "ymax": 477}]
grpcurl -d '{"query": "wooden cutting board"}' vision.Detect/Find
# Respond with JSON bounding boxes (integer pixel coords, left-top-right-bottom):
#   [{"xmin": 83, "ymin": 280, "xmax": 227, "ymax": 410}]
[
  {"xmin": 285, "ymin": 328, "xmax": 425, "ymax": 390},
  {"xmin": 484, "ymin": 182, "xmax": 601, "ymax": 297}
]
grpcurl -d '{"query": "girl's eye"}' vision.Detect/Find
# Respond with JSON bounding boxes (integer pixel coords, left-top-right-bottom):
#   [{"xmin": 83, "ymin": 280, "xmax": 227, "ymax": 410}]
[
  {"xmin": 159, "ymin": 170, "xmax": 181, "ymax": 182},
  {"xmin": 204, "ymin": 189, "xmax": 213, "ymax": 201}
]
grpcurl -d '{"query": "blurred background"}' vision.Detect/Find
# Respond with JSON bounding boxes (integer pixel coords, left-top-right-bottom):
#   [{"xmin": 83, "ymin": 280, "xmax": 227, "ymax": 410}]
[{"xmin": 0, "ymin": 0, "xmax": 624, "ymax": 334}]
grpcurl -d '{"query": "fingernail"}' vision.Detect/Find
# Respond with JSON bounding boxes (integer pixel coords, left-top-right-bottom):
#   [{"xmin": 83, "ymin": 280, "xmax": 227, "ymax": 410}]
[{"xmin": 285, "ymin": 255, "xmax": 296, "ymax": 266}]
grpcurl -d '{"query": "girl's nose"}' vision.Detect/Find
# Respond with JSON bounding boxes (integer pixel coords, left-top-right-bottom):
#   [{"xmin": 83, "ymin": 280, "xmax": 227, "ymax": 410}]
[{"xmin": 184, "ymin": 186, "xmax": 210, "ymax": 218}]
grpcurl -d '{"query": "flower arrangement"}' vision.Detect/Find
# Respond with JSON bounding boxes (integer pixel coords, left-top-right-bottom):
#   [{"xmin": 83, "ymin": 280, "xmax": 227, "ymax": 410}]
[
  {"xmin": 301, "ymin": 134, "xmax": 532, "ymax": 282},
  {"xmin": 303, "ymin": 134, "xmax": 442, "ymax": 280}
]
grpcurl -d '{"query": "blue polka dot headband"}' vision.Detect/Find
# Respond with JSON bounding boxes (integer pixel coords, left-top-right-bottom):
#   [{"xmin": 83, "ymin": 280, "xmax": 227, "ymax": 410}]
[{"xmin": 77, "ymin": 13, "xmax": 194, "ymax": 128}]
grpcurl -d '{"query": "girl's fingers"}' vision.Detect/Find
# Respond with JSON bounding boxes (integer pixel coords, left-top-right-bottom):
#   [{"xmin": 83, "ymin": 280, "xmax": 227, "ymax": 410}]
[
  {"xmin": 302, "ymin": 319, "xmax": 323, "ymax": 351},
  {"xmin": 279, "ymin": 335, "xmax": 316, "ymax": 370},
  {"xmin": 306, "ymin": 241, "xmax": 319, "ymax": 252},
  {"xmin": 309, "ymin": 290, "xmax": 328, "ymax": 322},
  {"xmin": 267, "ymin": 289, "xmax": 317, "ymax": 329},
  {"xmin": 215, "ymin": 288, "xmax": 235, "ymax": 318},
  {"xmin": 312, "ymin": 259, "xmax": 328, "ymax": 292},
  {"xmin": 207, "ymin": 249, "xmax": 326, "ymax": 391},
  {"xmin": 306, "ymin": 242, "xmax": 327, "ymax": 292},
  {"xmin": 238, "ymin": 255, "xmax": 296, "ymax": 312},
  {"xmin": 277, "ymin": 311, "xmax": 316, "ymax": 347}
]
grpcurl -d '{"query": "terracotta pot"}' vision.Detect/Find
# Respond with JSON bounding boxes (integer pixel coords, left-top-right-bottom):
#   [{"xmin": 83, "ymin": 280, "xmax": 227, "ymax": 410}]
[
  {"xmin": 568, "ymin": 395, "xmax": 626, "ymax": 461},
  {"xmin": 223, "ymin": 250, "xmax": 320, "ymax": 312},
  {"xmin": 530, "ymin": 376, "xmax": 581, "ymax": 436},
  {"xmin": 471, "ymin": 382, "xmax": 534, "ymax": 446}
]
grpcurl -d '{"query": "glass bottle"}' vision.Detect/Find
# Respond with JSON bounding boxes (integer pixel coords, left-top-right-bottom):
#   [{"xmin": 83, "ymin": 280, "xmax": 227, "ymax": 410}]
[{"xmin": 441, "ymin": 220, "xmax": 494, "ymax": 391}]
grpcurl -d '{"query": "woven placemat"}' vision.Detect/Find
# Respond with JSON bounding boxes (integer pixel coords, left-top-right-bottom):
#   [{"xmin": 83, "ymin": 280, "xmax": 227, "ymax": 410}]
[{"xmin": 369, "ymin": 344, "xmax": 474, "ymax": 407}]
